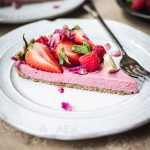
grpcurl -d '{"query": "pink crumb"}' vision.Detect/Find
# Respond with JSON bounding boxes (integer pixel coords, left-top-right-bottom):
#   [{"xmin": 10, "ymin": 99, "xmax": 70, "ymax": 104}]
[
  {"xmin": 53, "ymin": 5, "xmax": 60, "ymax": 9},
  {"xmin": 58, "ymin": 87, "xmax": 64, "ymax": 93},
  {"xmin": 61, "ymin": 102, "xmax": 73, "ymax": 111},
  {"xmin": 111, "ymin": 50, "xmax": 121, "ymax": 57},
  {"xmin": 104, "ymin": 43, "xmax": 111, "ymax": 51}
]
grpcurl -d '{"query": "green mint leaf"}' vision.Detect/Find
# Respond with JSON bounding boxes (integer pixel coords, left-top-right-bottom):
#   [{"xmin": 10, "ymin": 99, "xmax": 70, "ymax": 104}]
[
  {"xmin": 59, "ymin": 57, "xmax": 64, "ymax": 65},
  {"xmin": 59, "ymin": 47, "xmax": 70, "ymax": 65},
  {"xmin": 72, "ymin": 41, "xmax": 91, "ymax": 54}
]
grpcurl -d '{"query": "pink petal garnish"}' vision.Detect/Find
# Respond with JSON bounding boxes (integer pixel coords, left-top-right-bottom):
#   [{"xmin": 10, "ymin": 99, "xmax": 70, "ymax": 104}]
[
  {"xmin": 49, "ymin": 29, "xmax": 68, "ymax": 50},
  {"xmin": 69, "ymin": 66, "xmax": 88, "ymax": 75},
  {"xmin": 14, "ymin": 60, "xmax": 25, "ymax": 70},
  {"xmin": 49, "ymin": 33, "xmax": 60, "ymax": 51},
  {"xmin": 54, "ymin": 29, "xmax": 66, "ymax": 35},
  {"xmin": 111, "ymin": 50, "xmax": 121, "ymax": 57},
  {"xmin": 61, "ymin": 102, "xmax": 73, "ymax": 111},
  {"xmin": 11, "ymin": 55, "xmax": 20, "ymax": 61},
  {"xmin": 68, "ymin": 32, "xmax": 74, "ymax": 40},
  {"xmin": 53, "ymin": 5, "xmax": 60, "ymax": 9},
  {"xmin": 58, "ymin": 87, "xmax": 64, "ymax": 93},
  {"xmin": 104, "ymin": 43, "xmax": 111, "ymax": 51},
  {"xmin": 82, "ymin": 34, "xmax": 89, "ymax": 40}
]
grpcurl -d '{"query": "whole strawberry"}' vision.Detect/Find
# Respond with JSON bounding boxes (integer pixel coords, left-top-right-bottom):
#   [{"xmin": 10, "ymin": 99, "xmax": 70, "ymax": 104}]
[
  {"xmin": 79, "ymin": 51, "xmax": 101, "ymax": 72},
  {"xmin": 131, "ymin": 0, "xmax": 145, "ymax": 11},
  {"xmin": 146, "ymin": 0, "xmax": 150, "ymax": 9}
]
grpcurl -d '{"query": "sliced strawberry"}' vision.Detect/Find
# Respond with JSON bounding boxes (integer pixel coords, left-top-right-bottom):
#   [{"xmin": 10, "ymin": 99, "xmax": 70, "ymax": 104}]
[
  {"xmin": 25, "ymin": 42, "xmax": 63, "ymax": 73},
  {"xmin": 131, "ymin": 0, "xmax": 145, "ymax": 11},
  {"xmin": 73, "ymin": 30, "xmax": 95, "ymax": 48},
  {"xmin": 79, "ymin": 51, "xmax": 101, "ymax": 72},
  {"xmin": 54, "ymin": 40, "xmax": 81, "ymax": 67}
]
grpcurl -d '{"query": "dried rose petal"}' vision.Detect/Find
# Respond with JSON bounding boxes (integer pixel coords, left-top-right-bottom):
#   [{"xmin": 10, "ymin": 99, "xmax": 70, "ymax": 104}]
[
  {"xmin": 58, "ymin": 87, "xmax": 64, "ymax": 93},
  {"xmin": 14, "ymin": 60, "xmax": 21, "ymax": 70},
  {"xmin": 61, "ymin": 102, "xmax": 73, "ymax": 111},
  {"xmin": 69, "ymin": 66, "xmax": 88, "ymax": 75},
  {"xmin": 111, "ymin": 50, "xmax": 121, "ymax": 57},
  {"xmin": 68, "ymin": 32, "xmax": 74, "ymax": 40},
  {"xmin": 53, "ymin": 5, "xmax": 60, "ymax": 9},
  {"xmin": 48, "ymin": 29, "xmax": 69, "ymax": 50},
  {"xmin": 82, "ymin": 34, "xmax": 89, "ymax": 40},
  {"xmin": 49, "ymin": 33, "xmax": 60, "ymax": 51},
  {"xmin": 104, "ymin": 43, "xmax": 111, "ymax": 51},
  {"xmin": 54, "ymin": 29, "xmax": 66, "ymax": 36},
  {"xmin": 14, "ymin": 60, "xmax": 25, "ymax": 70},
  {"xmin": 11, "ymin": 55, "xmax": 20, "ymax": 61}
]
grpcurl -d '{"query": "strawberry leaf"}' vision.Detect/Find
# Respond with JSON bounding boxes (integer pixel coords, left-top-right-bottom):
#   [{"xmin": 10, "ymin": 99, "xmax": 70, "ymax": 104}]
[
  {"xmin": 59, "ymin": 47, "xmax": 70, "ymax": 65},
  {"xmin": 23, "ymin": 34, "xmax": 28, "ymax": 49},
  {"xmin": 17, "ymin": 35, "xmax": 34, "ymax": 61},
  {"xmin": 72, "ymin": 41, "xmax": 91, "ymax": 54}
]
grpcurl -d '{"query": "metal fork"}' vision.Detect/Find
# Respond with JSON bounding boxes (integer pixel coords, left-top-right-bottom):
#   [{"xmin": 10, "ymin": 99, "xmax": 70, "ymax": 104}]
[{"xmin": 83, "ymin": 0, "xmax": 150, "ymax": 78}]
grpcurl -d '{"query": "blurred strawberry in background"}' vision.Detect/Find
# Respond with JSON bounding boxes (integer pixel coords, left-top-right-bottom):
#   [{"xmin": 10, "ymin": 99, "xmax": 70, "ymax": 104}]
[{"xmin": 127, "ymin": 0, "xmax": 150, "ymax": 13}]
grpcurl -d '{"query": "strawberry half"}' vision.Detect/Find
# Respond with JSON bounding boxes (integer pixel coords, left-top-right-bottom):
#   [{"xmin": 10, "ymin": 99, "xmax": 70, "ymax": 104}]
[
  {"xmin": 73, "ymin": 29, "xmax": 95, "ymax": 48},
  {"xmin": 54, "ymin": 40, "xmax": 81, "ymax": 67},
  {"xmin": 79, "ymin": 51, "xmax": 101, "ymax": 72},
  {"xmin": 25, "ymin": 42, "xmax": 63, "ymax": 73}
]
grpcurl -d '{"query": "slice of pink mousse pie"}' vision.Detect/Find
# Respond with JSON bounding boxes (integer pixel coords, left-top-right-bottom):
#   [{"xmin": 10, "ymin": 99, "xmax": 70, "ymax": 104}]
[
  {"xmin": 11, "ymin": 25, "xmax": 139, "ymax": 95},
  {"xmin": 18, "ymin": 63, "xmax": 138, "ymax": 94}
]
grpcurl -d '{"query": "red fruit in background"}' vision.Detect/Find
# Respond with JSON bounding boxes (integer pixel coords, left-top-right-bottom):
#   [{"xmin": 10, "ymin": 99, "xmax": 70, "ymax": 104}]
[
  {"xmin": 79, "ymin": 51, "xmax": 101, "ymax": 72},
  {"xmin": 25, "ymin": 42, "xmax": 63, "ymax": 73},
  {"xmin": 73, "ymin": 30, "xmax": 95, "ymax": 47},
  {"xmin": 35, "ymin": 36, "xmax": 49, "ymax": 47},
  {"xmin": 54, "ymin": 40, "xmax": 81, "ymax": 67},
  {"xmin": 131, "ymin": 0, "xmax": 145, "ymax": 11},
  {"xmin": 92, "ymin": 45, "xmax": 106, "ymax": 61},
  {"xmin": 146, "ymin": 0, "xmax": 150, "ymax": 8}
]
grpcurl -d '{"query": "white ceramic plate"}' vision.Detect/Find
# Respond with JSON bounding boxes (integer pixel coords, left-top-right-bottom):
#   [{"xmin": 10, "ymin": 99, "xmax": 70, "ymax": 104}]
[
  {"xmin": 0, "ymin": 0, "xmax": 85, "ymax": 24},
  {"xmin": 0, "ymin": 19, "xmax": 150, "ymax": 140}
]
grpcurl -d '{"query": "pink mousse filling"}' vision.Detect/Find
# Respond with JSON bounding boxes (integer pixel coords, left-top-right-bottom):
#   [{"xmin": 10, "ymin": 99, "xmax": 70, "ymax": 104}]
[{"xmin": 19, "ymin": 64, "xmax": 139, "ymax": 94}]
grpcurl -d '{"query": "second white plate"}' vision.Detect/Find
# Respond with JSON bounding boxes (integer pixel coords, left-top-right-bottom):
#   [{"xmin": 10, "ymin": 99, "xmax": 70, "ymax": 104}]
[{"xmin": 0, "ymin": 0, "xmax": 85, "ymax": 23}]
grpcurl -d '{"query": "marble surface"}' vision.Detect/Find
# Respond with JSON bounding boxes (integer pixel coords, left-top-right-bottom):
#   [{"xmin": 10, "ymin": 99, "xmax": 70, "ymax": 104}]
[{"xmin": 0, "ymin": 0, "xmax": 150, "ymax": 149}]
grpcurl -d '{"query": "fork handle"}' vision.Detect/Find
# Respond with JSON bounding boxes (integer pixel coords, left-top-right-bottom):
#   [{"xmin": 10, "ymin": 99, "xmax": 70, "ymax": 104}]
[{"xmin": 83, "ymin": 1, "xmax": 127, "ymax": 56}]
